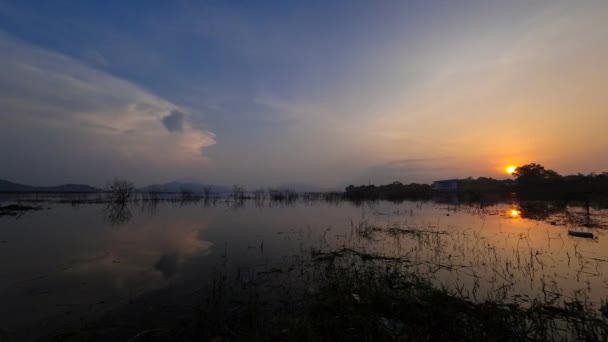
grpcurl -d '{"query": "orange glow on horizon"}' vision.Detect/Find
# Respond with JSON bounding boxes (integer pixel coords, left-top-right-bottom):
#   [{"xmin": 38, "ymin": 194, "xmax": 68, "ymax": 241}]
[
  {"xmin": 509, "ymin": 209, "xmax": 521, "ymax": 218},
  {"xmin": 505, "ymin": 165, "xmax": 516, "ymax": 175}
]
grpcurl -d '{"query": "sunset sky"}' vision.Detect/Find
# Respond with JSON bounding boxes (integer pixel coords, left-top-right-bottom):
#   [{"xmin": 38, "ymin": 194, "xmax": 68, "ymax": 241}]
[{"xmin": 1, "ymin": 1, "xmax": 607, "ymax": 188}]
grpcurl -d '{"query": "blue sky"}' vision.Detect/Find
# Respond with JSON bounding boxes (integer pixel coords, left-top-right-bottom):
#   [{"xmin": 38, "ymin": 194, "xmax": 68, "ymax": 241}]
[{"xmin": 1, "ymin": 1, "xmax": 607, "ymax": 188}]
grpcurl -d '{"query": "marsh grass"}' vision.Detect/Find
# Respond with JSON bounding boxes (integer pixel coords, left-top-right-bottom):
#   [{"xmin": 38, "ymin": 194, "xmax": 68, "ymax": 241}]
[
  {"xmin": 183, "ymin": 207, "xmax": 608, "ymax": 341},
  {"xmin": 171, "ymin": 240, "xmax": 608, "ymax": 341},
  {"xmin": 6, "ymin": 198, "xmax": 608, "ymax": 341},
  {"xmin": 77, "ymin": 211, "xmax": 607, "ymax": 341},
  {"xmin": 349, "ymin": 210, "xmax": 381, "ymax": 239}
]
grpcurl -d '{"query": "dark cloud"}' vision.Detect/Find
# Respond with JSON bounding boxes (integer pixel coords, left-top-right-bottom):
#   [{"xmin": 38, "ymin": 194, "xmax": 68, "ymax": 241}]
[{"xmin": 162, "ymin": 110, "xmax": 186, "ymax": 132}]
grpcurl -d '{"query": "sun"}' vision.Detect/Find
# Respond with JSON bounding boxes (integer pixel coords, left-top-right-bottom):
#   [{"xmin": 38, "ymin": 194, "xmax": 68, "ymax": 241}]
[{"xmin": 505, "ymin": 165, "xmax": 516, "ymax": 175}]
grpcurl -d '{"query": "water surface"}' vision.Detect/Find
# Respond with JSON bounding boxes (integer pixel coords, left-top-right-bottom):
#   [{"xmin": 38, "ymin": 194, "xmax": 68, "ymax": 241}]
[{"xmin": 1, "ymin": 198, "xmax": 607, "ymax": 337}]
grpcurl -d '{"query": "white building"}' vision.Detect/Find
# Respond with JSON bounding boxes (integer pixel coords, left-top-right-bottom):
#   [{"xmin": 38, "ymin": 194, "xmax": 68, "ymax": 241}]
[{"xmin": 432, "ymin": 179, "xmax": 459, "ymax": 191}]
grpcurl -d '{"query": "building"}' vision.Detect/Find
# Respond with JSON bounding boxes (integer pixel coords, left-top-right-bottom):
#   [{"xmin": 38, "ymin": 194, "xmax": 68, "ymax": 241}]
[{"xmin": 432, "ymin": 179, "xmax": 459, "ymax": 191}]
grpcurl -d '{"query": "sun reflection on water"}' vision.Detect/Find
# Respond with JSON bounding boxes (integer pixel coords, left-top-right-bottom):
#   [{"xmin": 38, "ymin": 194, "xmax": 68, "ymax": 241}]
[{"xmin": 509, "ymin": 209, "xmax": 521, "ymax": 218}]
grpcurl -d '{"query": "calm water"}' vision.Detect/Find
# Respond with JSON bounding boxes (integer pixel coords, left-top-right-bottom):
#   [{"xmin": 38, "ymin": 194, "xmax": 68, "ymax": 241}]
[{"xmin": 1, "ymin": 198, "xmax": 607, "ymax": 337}]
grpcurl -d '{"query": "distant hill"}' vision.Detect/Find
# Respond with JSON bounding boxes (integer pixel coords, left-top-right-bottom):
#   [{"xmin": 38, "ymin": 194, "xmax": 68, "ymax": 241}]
[
  {"xmin": 45, "ymin": 184, "xmax": 101, "ymax": 192},
  {"xmin": 0, "ymin": 179, "xmax": 101, "ymax": 193},
  {"xmin": 0, "ymin": 179, "xmax": 32, "ymax": 192},
  {"xmin": 0, "ymin": 178, "xmax": 325, "ymax": 194},
  {"xmin": 138, "ymin": 182, "xmax": 229, "ymax": 194}
]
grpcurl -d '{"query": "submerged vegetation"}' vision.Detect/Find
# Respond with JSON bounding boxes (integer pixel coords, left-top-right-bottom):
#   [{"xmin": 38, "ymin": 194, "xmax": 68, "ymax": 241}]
[
  {"xmin": 48, "ymin": 213, "xmax": 608, "ymax": 341},
  {"xmin": 285, "ymin": 256, "xmax": 608, "ymax": 341},
  {"xmin": 0, "ymin": 204, "xmax": 42, "ymax": 217}
]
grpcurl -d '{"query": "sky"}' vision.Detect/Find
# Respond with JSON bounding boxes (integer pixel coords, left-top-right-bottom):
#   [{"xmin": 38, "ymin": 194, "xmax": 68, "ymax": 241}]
[{"xmin": 1, "ymin": 1, "xmax": 607, "ymax": 188}]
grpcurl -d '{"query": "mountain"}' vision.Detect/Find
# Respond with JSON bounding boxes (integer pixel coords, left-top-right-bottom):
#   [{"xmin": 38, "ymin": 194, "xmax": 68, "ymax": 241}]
[
  {"xmin": 0, "ymin": 179, "xmax": 101, "ymax": 193},
  {"xmin": 138, "ymin": 182, "xmax": 229, "ymax": 194},
  {"xmin": 45, "ymin": 184, "xmax": 101, "ymax": 192},
  {"xmin": 0, "ymin": 179, "xmax": 34, "ymax": 192}
]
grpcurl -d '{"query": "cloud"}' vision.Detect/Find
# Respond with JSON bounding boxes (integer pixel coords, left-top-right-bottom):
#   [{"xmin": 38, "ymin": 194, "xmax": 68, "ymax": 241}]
[
  {"xmin": 162, "ymin": 110, "xmax": 186, "ymax": 132},
  {"xmin": 154, "ymin": 253, "xmax": 179, "ymax": 278},
  {"xmin": 64, "ymin": 219, "xmax": 212, "ymax": 283},
  {"xmin": 0, "ymin": 32, "xmax": 216, "ymax": 184}
]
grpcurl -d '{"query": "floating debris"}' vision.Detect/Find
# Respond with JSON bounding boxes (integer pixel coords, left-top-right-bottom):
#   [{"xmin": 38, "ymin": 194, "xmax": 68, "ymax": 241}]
[
  {"xmin": 385, "ymin": 226, "xmax": 447, "ymax": 237},
  {"xmin": 568, "ymin": 230, "xmax": 594, "ymax": 238},
  {"xmin": 0, "ymin": 204, "xmax": 42, "ymax": 211},
  {"xmin": 0, "ymin": 204, "xmax": 43, "ymax": 217}
]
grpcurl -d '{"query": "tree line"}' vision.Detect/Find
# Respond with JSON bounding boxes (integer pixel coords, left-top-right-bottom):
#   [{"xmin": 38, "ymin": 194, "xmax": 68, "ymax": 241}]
[{"xmin": 344, "ymin": 163, "xmax": 608, "ymax": 201}]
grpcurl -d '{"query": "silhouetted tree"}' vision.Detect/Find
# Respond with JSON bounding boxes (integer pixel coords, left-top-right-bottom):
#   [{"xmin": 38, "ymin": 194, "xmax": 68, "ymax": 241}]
[
  {"xmin": 344, "ymin": 181, "xmax": 431, "ymax": 201},
  {"xmin": 512, "ymin": 163, "xmax": 561, "ymax": 184},
  {"xmin": 203, "ymin": 186, "xmax": 212, "ymax": 199},
  {"xmin": 106, "ymin": 178, "xmax": 134, "ymax": 204},
  {"xmin": 232, "ymin": 185, "xmax": 246, "ymax": 200},
  {"xmin": 180, "ymin": 187, "xmax": 196, "ymax": 202}
]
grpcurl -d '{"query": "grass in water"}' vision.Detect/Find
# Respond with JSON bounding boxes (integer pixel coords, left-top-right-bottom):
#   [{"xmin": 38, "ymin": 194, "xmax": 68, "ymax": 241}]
[{"xmin": 99, "ymin": 247, "xmax": 607, "ymax": 342}]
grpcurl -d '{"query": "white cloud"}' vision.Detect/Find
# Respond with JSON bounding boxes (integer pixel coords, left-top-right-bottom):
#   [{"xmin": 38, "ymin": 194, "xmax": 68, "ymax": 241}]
[{"xmin": 0, "ymin": 32, "xmax": 216, "ymax": 177}]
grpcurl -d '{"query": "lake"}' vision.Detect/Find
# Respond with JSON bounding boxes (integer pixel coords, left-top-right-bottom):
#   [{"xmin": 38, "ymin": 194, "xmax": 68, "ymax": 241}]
[{"xmin": 1, "ymin": 195, "xmax": 607, "ymax": 339}]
